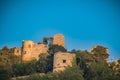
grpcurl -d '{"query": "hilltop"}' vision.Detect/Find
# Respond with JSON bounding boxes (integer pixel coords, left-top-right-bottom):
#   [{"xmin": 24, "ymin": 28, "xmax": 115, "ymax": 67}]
[{"xmin": 0, "ymin": 34, "xmax": 120, "ymax": 80}]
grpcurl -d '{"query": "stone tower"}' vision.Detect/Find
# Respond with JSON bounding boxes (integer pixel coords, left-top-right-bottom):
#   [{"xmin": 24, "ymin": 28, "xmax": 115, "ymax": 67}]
[
  {"xmin": 53, "ymin": 34, "xmax": 64, "ymax": 47},
  {"xmin": 53, "ymin": 52, "xmax": 75, "ymax": 72},
  {"xmin": 22, "ymin": 40, "xmax": 34, "ymax": 61}
]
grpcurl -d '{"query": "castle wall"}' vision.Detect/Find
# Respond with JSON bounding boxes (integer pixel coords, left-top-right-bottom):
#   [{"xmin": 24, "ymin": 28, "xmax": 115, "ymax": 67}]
[
  {"xmin": 22, "ymin": 40, "xmax": 34, "ymax": 61},
  {"xmin": 90, "ymin": 46, "xmax": 97, "ymax": 54},
  {"xmin": 21, "ymin": 40, "xmax": 48, "ymax": 61},
  {"xmin": 14, "ymin": 48, "xmax": 21, "ymax": 56},
  {"xmin": 13, "ymin": 34, "xmax": 65, "ymax": 62},
  {"xmin": 53, "ymin": 52, "xmax": 75, "ymax": 72},
  {"xmin": 53, "ymin": 34, "xmax": 64, "ymax": 47},
  {"xmin": 32, "ymin": 43, "xmax": 47, "ymax": 60}
]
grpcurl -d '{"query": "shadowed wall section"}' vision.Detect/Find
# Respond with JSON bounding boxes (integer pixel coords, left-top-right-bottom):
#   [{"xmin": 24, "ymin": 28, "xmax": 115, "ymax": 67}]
[{"xmin": 53, "ymin": 52, "xmax": 75, "ymax": 72}]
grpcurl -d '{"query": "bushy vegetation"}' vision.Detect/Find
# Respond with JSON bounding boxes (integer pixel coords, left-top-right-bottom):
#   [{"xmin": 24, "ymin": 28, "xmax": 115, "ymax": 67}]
[
  {"xmin": 0, "ymin": 45, "xmax": 120, "ymax": 80},
  {"xmin": 74, "ymin": 47, "xmax": 120, "ymax": 80},
  {"xmin": 0, "ymin": 46, "xmax": 21, "ymax": 80},
  {"xmin": 16, "ymin": 66, "xmax": 84, "ymax": 80}
]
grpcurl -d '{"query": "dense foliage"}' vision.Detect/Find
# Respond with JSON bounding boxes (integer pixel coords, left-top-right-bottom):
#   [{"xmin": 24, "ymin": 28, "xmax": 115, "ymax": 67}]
[
  {"xmin": 0, "ymin": 46, "xmax": 21, "ymax": 80},
  {"xmin": 15, "ymin": 66, "xmax": 84, "ymax": 80},
  {"xmin": 74, "ymin": 47, "xmax": 120, "ymax": 80},
  {"xmin": 0, "ymin": 45, "xmax": 120, "ymax": 80}
]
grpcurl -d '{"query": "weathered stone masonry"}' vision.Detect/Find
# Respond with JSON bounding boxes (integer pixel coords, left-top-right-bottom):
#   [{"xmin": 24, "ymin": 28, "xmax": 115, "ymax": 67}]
[
  {"xmin": 14, "ymin": 40, "xmax": 47, "ymax": 61},
  {"xmin": 53, "ymin": 34, "xmax": 64, "ymax": 47},
  {"xmin": 53, "ymin": 52, "xmax": 75, "ymax": 72},
  {"xmin": 14, "ymin": 34, "xmax": 65, "ymax": 61},
  {"xmin": 14, "ymin": 34, "xmax": 109, "ymax": 72}
]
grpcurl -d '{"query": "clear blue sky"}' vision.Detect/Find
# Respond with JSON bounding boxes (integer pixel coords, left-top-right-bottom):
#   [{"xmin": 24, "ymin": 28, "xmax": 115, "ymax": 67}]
[{"xmin": 0, "ymin": 0, "xmax": 120, "ymax": 60}]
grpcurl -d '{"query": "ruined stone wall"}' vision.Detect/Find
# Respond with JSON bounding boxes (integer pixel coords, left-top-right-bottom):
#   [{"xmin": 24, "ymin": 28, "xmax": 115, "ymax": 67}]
[
  {"xmin": 22, "ymin": 40, "xmax": 48, "ymax": 61},
  {"xmin": 22, "ymin": 40, "xmax": 34, "ymax": 61},
  {"xmin": 14, "ymin": 48, "xmax": 21, "ymax": 56},
  {"xmin": 32, "ymin": 43, "xmax": 47, "ymax": 60},
  {"xmin": 53, "ymin": 52, "xmax": 75, "ymax": 72},
  {"xmin": 53, "ymin": 34, "xmax": 64, "ymax": 47},
  {"xmin": 13, "ymin": 34, "xmax": 65, "ymax": 61}
]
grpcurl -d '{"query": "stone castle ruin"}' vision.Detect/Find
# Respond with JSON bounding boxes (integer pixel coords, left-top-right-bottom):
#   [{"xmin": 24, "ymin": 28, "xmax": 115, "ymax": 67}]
[
  {"xmin": 14, "ymin": 33, "xmax": 109, "ymax": 72},
  {"xmin": 14, "ymin": 34, "xmax": 65, "ymax": 61},
  {"xmin": 14, "ymin": 40, "xmax": 48, "ymax": 61},
  {"xmin": 14, "ymin": 34, "xmax": 76, "ymax": 72}
]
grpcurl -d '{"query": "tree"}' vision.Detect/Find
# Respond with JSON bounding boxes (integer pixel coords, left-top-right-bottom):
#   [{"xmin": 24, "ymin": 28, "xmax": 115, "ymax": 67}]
[
  {"xmin": 17, "ymin": 66, "xmax": 84, "ymax": 80},
  {"xmin": 46, "ymin": 55, "xmax": 54, "ymax": 72},
  {"xmin": 12, "ymin": 60, "xmax": 36, "ymax": 76},
  {"xmin": 110, "ymin": 59, "xmax": 120, "ymax": 79},
  {"xmin": 43, "ymin": 37, "xmax": 53, "ymax": 45},
  {"xmin": 36, "ymin": 53, "xmax": 48, "ymax": 73},
  {"xmin": 86, "ymin": 63, "xmax": 114, "ymax": 80},
  {"xmin": 58, "ymin": 66, "xmax": 84, "ymax": 80},
  {"xmin": 43, "ymin": 37, "xmax": 48, "ymax": 44},
  {"xmin": 91, "ymin": 45, "xmax": 109, "ymax": 64},
  {"xmin": 0, "ymin": 46, "xmax": 14, "ymax": 78},
  {"xmin": 0, "ymin": 66, "xmax": 10, "ymax": 80},
  {"xmin": 74, "ymin": 49, "xmax": 114, "ymax": 80},
  {"xmin": 48, "ymin": 44, "xmax": 67, "ymax": 55}
]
